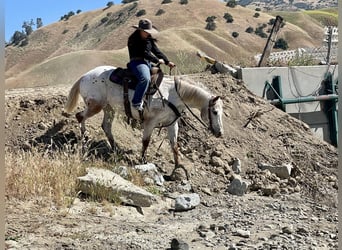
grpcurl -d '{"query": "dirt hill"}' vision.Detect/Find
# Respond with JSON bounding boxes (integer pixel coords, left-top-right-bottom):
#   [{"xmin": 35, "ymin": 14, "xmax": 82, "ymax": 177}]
[
  {"xmin": 5, "ymin": 0, "xmax": 334, "ymax": 89},
  {"xmin": 5, "ymin": 72, "xmax": 338, "ymax": 249}
]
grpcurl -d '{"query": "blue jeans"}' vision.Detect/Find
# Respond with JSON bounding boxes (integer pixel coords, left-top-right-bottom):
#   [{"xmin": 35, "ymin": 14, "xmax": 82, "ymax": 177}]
[{"xmin": 128, "ymin": 60, "xmax": 151, "ymax": 107}]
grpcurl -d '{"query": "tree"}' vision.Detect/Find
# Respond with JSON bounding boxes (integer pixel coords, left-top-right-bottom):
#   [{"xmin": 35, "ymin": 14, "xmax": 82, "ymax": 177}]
[
  {"xmin": 223, "ymin": 13, "xmax": 234, "ymax": 23},
  {"xmin": 136, "ymin": 9, "xmax": 146, "ymax": 17},
  {"xmin": 36, "ymin": 18, "xmax": 43, "ymax": 29},
  {"xmin": 245, "ymin": 26, "xmax": 254, "ymax": 33},
  {"xmin": 232, "ymin": 31, "xmax": 239, "ymax": 38},
  {"xmin": 274, "ymin": 38, "xmax": 289, "ymax": 50},
  {"xmin": 226, "ymin": 0, "xmax": 237, "ymax": 8},
  {"xmin": 106, "ymin": 1, "xmax": 114, "ymax": 7},
  {"xmin": 22, "ymin": 20, "xmax": 34, "ymax": 36},
  {"xmin": 76, "ymin": 9, "xmax": 82, "ymax": 14},
  {"xmin": 10, "ymin": 31, "xmax": 27, "ymax": 45}
]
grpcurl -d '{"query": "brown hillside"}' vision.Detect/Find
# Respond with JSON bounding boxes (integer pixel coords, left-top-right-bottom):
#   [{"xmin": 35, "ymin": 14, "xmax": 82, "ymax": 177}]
[{"xmin": 5, "ymin": 0, "xmax": 326, "ymax": 89}]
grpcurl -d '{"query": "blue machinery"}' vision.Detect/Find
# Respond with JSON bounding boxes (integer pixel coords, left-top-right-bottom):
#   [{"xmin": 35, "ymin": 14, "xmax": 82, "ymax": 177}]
[{"xmin": 263, "ymin": 73, "xmax": 338, "ymax": 146}]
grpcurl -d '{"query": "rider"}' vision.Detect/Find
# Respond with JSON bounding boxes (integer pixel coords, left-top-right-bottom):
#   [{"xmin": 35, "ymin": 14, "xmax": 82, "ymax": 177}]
[{"xmin": 127, "ymin": 18, "xmax": 175, "ymax": 112}]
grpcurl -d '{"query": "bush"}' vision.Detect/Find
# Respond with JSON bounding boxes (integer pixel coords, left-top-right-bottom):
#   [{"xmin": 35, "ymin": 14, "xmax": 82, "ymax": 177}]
[
  {"xmin": 156, "ymin": 9, "xmax": 165, "ymax": 16},
  {"xmin": 82, "ymin": 23, "xmax": 89, "ymax": 32},
  {"xmin": 10, "ymin": 31, "xmax": 27, "ymax": 45},
  {"xmin": 107, "ymin": 1, "xmax": 114, "ymax": 7},
  {"xmin": 162, "ymin": 0, "xmax": 172, "ymax": 3},
  {"xmin": 274, "ymin": 38, "xmax": 288, "ymax": 50},
  {"xmin": 223, "ymin": 13, "xmax": 234, "ymax": 23},
  {"xmin": 205, "ymin": 21, "xmax": 216, "ymax": 31},
  {"xmin": 253, "ymin": 12, "xmax": 260, "ymax": 18},
  {"xmin": 101, "ymin": 16, "xmax": 109, "ymax": 23},
  {"xmin": 206, "ymin": 16, "xmax": 216, "ymax": 22},
  {"xmin": 226, "ymin": 0, "xmax": 237, "ymax": 8},
  {"xmin": 180, "ymin": 0, "xmax": 188, "ymax": 4},
  {"xmin": 136, "ymin": 9, "xmax": 146, "ymax": 17},
  {"xmin": 268, "ymin": 18, "xmax": 275, "ymax": 25},
  {"xmin": 255, "ymin": 7, "xmax": 261, "ymax": 11},
  {"xmin": 245, "ymin": 26, "xmax": 254, "ymax": 33},
  {"xmin": 122, "ymin": 0, "xmax": 138, "ymax": 3},
  {"xmin": 232, "ymin": 31, "xmax": 239, "ymax": 38}
]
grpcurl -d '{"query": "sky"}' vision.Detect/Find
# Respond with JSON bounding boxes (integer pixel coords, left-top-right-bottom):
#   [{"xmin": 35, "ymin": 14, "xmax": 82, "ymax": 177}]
[{"xmin": 5, "ymin": 0, "xmax": 120, "ymax": 41}]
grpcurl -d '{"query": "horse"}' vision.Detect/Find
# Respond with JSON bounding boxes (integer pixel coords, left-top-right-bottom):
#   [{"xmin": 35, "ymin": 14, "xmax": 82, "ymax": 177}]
[{"xmin": 64, "ymin": 65, "xmax": 224, "ymax": 178}]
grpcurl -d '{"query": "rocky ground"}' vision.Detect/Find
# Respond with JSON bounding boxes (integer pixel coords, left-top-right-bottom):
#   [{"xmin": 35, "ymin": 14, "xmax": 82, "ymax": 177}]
[{"xmin": 5, "ymin": 72, "xmax": 338, "ymax": 249}]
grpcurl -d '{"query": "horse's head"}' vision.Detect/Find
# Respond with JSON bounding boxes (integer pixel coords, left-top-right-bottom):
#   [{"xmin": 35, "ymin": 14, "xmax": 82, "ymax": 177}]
[{"xmin": 201, "ymin": 96, "xmax": 224, "ymax": 137}]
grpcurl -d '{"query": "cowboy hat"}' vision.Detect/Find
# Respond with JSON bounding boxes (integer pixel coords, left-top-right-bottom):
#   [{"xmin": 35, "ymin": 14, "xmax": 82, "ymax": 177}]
[{"xmin": 133, "ymin": 19, "xmax": 158, "ymax": 35}]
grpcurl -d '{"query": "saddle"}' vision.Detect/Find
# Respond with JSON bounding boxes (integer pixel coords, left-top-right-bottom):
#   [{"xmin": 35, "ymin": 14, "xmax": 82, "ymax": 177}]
[{"xmin": 109, "ymin": 65, "xmax": 164, "ymax": 123}]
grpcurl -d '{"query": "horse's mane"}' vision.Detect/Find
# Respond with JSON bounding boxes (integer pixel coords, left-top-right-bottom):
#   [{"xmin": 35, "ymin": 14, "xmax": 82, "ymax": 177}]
[{"xmin": 164, "ymin": 75, "xmax": 211, "ymax": 102}]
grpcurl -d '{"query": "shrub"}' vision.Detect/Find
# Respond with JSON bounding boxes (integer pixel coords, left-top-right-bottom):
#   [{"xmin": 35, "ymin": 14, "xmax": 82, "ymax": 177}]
[
  {"xmin": 101, "ymin": 16, "xmax": 109, "ymax": 24},
  {"xmin": 76, "ymin": 9, "xmax": 82, "ymax": 14},
  {"xmin": 226, "ymin": 0, "xmax": 237, "ymax": 8},
  {"xmin": 107, "ymin": 1, "xmax": 114, "ymax": 7},
  {"xmin": 245, "ymin": 26, "xmax": 254, "ymax": 33},
  {"xmin": 180, "ymin": 0, "xmax": 188, "ymax": 4},
  {"xmin": 205, "ymin": 16, "xmax": 216, "ymax": 31},
  {"xmin": 268, "ymin": 18, "xmax": 275, "ymax": 25},
  {"xmin": 232, "ymin": 31, "xmax": 239, "ymax": 38},
  {"xmin": 162, "ymin": 0, "xmax": 172, "ymax": 3},
  {"xmin": 255, "ymin": 7, "xmax": 261, "ymax": 11},
  {"xmin": 136, "ymin": 9, "xmax": 146, "ymax": 17},
  {"xmin": 122, "ymin": 0, "xmax": 138, "ymax": 3},
  {"xmin": 20, "ymin": 38, "xmax": 29, "ymax": 47},
  {"xmin": 10, "ymin": 31, "xmax": 27, "ymax": 45},
  {"xmin": 206, "ymin": 16, "xmax": 216, "ymax": 22},
  {"xmin": 253, "ymin": 12, "xmax": 260, "ymax": 18},
  {"xmin": 274, "ymin": 38, "xmax": 288, "ymax": 50},
  {"xmin": 156, "ymin": 9, "xmax": 165, "ymax": 16},
  {"xmin": 82, "ymin": 23, "xmax": 89, "ymax": 32},
  {"xmin": 206, "ymin": 22, "xmax": 216, "ymax": 31},
  {"xmin": 223, "ymin": 13, "xmax": 234, "ymax": 23}
]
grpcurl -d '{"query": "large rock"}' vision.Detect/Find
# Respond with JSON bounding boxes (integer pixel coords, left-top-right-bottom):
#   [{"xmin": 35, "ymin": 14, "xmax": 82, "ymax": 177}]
[
  {"xmin": 174, "ymin": 193, "xmax": 201, "ymax": 212},
  {"xmin": 258, "ymin": 162, "xmax": 292, "ymax": 179},
  {"xmin": 227, "ymin": 175, "xmax": 249, "ymax": 196},
  {"xmin": 78, "ymin": 167, "xmax": 156, "ymax": 207}
]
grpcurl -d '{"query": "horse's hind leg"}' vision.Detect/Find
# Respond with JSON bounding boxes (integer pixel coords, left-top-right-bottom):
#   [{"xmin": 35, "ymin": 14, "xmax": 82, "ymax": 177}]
[
  {"xmin": 75, "ymin": 98, "xmax": 104, "ymax": 139},
  {"xmin": 102, "ymin": 105, "xmax": 116, "ymax": 151}
]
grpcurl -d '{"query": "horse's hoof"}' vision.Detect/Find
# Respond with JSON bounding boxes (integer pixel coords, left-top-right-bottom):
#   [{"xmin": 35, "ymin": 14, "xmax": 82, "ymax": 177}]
[{"xmin": 171, "ymin": 166, "xmax": 188, "ymax": 181}]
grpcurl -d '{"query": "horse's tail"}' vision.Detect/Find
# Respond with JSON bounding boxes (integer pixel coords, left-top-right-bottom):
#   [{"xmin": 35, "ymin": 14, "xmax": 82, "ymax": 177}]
[{"xmin": 64, "ymin": 77, "xmax": 82, "ymax": 113}]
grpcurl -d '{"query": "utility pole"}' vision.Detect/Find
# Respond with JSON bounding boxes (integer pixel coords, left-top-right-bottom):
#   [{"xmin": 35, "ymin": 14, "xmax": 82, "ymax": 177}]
[
  {"xmin": 258, "ymin": 15, "xmax": 283, "ymax": 67},
  {"xmin": 325, "ymin": 26, "xmax": 332, "ymax": 65}
]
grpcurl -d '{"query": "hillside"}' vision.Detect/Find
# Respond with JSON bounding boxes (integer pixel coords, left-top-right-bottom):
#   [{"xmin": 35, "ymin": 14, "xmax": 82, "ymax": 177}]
[
  {"xmin": 5, "ymin": 0, "xmax": 334, "ymax": 89},
  {"xmin": 5, "ymin": 73, "xmax": 338, "ymax": 249}
]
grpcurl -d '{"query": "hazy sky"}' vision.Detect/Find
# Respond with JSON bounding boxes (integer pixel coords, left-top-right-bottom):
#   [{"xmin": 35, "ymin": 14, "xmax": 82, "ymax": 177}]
[{"xmin": 5, "ymin": 0, "xmax": 120, "ymax": 41}]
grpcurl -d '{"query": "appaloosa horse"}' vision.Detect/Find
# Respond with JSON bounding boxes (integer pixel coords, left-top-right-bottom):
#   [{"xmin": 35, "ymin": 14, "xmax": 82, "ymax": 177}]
[{"xmin": 64, "ymin": 65, "xmax": 224, "ymax": 177}]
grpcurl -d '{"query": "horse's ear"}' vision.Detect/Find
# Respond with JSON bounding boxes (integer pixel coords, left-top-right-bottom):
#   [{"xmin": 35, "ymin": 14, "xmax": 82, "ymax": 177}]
[{"xmin": 212, "ymin": 96, "xmax": 221, "ymax": 103}]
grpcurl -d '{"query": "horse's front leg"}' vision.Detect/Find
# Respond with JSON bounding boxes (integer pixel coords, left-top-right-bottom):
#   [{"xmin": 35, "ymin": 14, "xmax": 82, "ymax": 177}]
[
  {"xmin": 167, "ymin": 121, "xmax": 189, "ymax": 180},
  {"xmin": 141, "ymin": 124, "xmax": 154, "ymax": 164},
  {"xmin": 102, "ymin": 105, "xmax": 116, "ymax": 152}
]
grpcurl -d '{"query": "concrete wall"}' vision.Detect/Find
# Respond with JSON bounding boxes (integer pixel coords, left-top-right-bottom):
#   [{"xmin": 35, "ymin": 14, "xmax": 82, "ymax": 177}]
[{"xmin": 238, "ymin": 65, "xmax": 338, "ymax": 144}]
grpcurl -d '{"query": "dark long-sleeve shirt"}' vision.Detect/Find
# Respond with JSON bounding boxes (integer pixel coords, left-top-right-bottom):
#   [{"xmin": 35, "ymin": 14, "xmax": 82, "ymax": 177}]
[{"xmin": 128, "ymin": 30, "xmax": 169, "ymax": 65}]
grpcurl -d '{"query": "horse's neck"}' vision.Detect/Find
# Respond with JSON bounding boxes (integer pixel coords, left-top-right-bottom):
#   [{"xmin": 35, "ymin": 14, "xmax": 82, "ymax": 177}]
[{"xmin": 177, "ymin": 81, "xmax": 210, "ymax": 109}]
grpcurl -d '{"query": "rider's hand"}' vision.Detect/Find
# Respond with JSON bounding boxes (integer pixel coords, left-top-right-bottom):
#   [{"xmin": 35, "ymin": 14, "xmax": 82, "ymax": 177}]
[
  {"xmin": 167, "ymin": 61, "xmax": 176, "ymax": 68},
  {"xmin": 158, "ymin": 59, "xmax": 165, "ymax": 64}
]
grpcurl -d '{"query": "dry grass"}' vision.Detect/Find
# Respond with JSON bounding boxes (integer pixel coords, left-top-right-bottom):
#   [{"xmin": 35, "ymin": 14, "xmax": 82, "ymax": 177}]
[
  {"xmin": 5, "ymin": 148, "xmax": 87, "ymax": 206},
  {"xmin": 5, "ymin": 143, "xmax": 149, "ymax": 207}
]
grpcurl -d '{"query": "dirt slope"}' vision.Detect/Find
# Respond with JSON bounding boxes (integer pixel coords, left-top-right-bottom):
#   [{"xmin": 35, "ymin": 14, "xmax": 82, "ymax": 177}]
[{"xmin": 5, "ymin": 72, "xmax": 338, "ymax": 249}]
